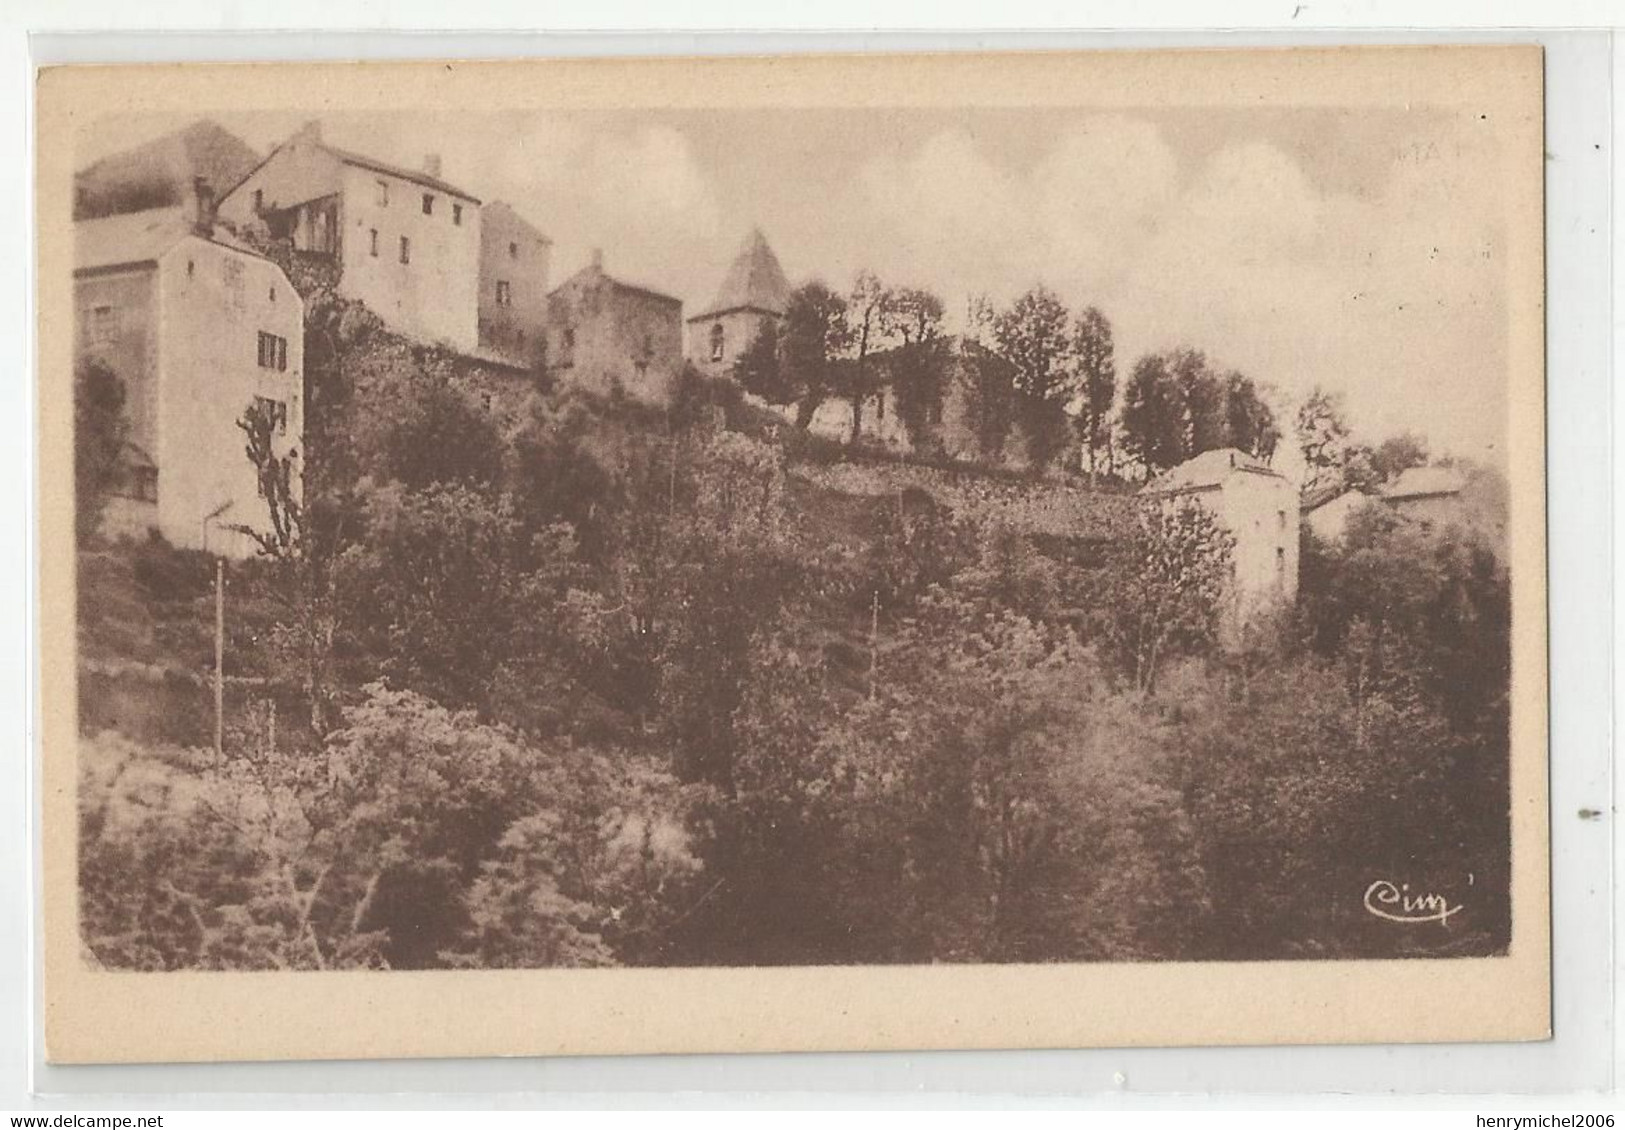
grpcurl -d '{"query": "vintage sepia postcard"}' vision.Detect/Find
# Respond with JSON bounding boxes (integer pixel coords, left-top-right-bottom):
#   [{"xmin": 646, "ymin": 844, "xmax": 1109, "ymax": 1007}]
[{"xmin": 36, "ymin": 45, "xmax": 1549, "ymax": 1063}]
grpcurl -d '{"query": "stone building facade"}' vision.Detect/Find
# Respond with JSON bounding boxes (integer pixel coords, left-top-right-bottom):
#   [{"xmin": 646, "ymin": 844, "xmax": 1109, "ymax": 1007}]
[
  {"xmin": 477, "ymin": 200, "xmax": 552, "ymax": 370},
  {"xmin": 217, "ymin": 121, "xmax": 482, "ymax": 354},
  {"xmin": 545, "ymin": 252, "xmax": 684, "ymax": 403},
  {"xmin": 1144, "ymin": 448, "xmax": 1300, "ymax": 642},
  {"xmin": 791, "ymin": 336, "xmax": 1036, "ymax": 468},
  {"xmin": 686, "ymin": 228, "xmax": 791, "ymax": 379},
  {"xmin": 75, "ymin": 200, "xmax": 304, "ymax": 558}
]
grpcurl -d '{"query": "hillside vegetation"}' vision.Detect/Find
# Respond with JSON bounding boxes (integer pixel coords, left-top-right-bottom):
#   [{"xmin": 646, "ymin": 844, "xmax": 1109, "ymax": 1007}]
[{"xmin": 75, "ymin": 277, "xmax": 1513, "ymax": 969}]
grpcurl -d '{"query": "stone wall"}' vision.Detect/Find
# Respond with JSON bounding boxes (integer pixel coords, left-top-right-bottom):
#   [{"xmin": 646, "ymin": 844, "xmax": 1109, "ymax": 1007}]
[{"xmin": 790, "ymin": 458, "xmax": 1137, "ymax": 542}]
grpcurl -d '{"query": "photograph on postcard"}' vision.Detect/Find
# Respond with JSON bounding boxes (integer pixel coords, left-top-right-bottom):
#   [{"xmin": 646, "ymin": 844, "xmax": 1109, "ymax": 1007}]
[{"xmin": 36, "ymin": 47, "xmax": 1549, "ymax": 1060}]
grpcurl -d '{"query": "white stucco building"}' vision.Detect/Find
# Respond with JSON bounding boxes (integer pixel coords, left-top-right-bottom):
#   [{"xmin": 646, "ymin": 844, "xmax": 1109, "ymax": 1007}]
[
  {"xmin": 217, "ymin": 121, "xmax": 482, "ymax": 354},
  {"xmin": 75, "ymin": 199, "xmax": 304, "ymax": 558},
  {"xmin": 1144, "ymin": 448, "xmax": 1299, "ymax": 642}
]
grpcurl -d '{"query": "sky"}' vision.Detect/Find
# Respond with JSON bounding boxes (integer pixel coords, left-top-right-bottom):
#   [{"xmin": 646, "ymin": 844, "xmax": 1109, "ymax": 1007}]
[{"xmin": 80, "ymin": 104, "xmax": 1512, "ymax": 469}]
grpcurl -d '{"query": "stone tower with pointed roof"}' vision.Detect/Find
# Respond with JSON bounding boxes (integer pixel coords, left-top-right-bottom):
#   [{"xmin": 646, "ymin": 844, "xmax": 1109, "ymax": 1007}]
[{"xmin": 685, "ymin": 227, "xmax": 791, "ymax": 379}]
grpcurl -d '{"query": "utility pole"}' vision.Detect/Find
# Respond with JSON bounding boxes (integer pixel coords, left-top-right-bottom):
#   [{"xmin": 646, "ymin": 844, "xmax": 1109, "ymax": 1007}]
[{"xmin": 214, "ymin": 556, "xmax": 224, "ymax": 756}]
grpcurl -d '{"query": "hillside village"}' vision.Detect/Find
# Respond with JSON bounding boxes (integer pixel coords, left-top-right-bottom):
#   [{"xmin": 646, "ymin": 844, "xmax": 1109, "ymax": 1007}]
[
  {"xmin": 75, "ymin": 118, "xmax": 1504, "ymax": 627},
  {"xmin": 71, "ymin": 118, "xmax": 1514, "ymax": 971}
]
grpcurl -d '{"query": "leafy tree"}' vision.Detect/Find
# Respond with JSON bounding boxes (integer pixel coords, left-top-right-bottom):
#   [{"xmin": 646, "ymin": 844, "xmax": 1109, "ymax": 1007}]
[
  {"xmin": 236, "ymin": 397, "xmax": 300, "ymax": 557},
  {"xmin": 356, "ymin": 369, "xmax": 505, "ymax": 492},
  {"xmin": 1296, "ymin": 386, "xmax": 1351, "ymax": 493},
  {"xmin": 845, "ymin": 270, "xmax": 896, "ymax": 443},
  {"xmin": 885, "ymin": 287, "xmax": 948, "ymax": 446},
  {"xmin": 1341, "ymin": 431, "xmax": 1433, "ymax": 493},
  {"xmin": 736, "ymin": 281, "xmax": 852, "ymax": 430},
  {"xmin": 1221, "ymin": 370, "xmax": 1280, "ymax": 462},
  {"xmin": 731, "ymin": 318, "xmax": 787, "ymax": 404},
  {"xmin": 993, "ymin": 286, "xmax": 1075, "ymax": 468},
  {"xmin": 1121, "ymin": 351, "xmax": 1279, "ymax": 477},
  {"xmin": 337, "ymin": 482, "xmax": 522, "ymax": 707},
  {"xmin": 1372, "ymin": 432, "xmax": 1430, "ymax": 482},
  {"xmin": 1096, "ymin": 500, "xmax": 1234, "ymax": 694},
  {"xmin": 1072, "ymin": 306, "xmax": 1117, "ymax": 480},
  {"xmin": 1119, "ymin": 353, "xmax": 1187, "ymax": 477},
  {"xmin": 74, "ymin": 359, "xmax": 128, "ymax": 545},
  {"xmin": 508, "ymin": 396, "xmax": 616, "ymax": 562}
]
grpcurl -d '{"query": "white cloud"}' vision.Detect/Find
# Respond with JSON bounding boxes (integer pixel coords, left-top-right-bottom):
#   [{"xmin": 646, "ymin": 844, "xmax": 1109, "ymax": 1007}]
[{"xmin": 835, "ymin": 114, "xmax": 1508, "ymax": 466}]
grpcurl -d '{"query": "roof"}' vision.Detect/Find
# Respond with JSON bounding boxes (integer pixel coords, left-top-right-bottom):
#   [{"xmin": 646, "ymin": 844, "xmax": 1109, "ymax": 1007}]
[
  {"xmin": 1143, "ymin": 448, "xmax": 1287, "ymax": 495},
  {"xmin": 552, "ymin": 262, "xmax": 681, "ymax": 307},
  {"xmin": 689, "ymin": 228, "xmax": 791, "ymax": 322},
  {"xmin": 220, "ymin": 123, "xmax": 483, "ymax": 208},
  {"xmin": 1302, "ymin": 486, "xmax": 1373, "ymax": 515},
  {"xmin": 483, "ymin": 200, "xmax": 553, "ymax": 245},
  {"xmin": 74, "ymin": 206, "xmax": 262, "ymax": 273},
  {"xmin": 1381, "ymin": 465, "xmax": 1465, "ymax": 501},
  {"xmin": 75, "ymin": 207, "xmax": 191, "ymax": 272},
  {"xmin": 325, "ymin": 144, "xmax": 481, "ymax": 203}
]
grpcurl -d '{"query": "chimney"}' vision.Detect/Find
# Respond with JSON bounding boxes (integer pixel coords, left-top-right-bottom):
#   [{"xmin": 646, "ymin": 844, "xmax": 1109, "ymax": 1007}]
[
  {"xmin": 590, "ymin": 247, "xmax": 604, "ymax": 271},
  {"xmin": 424, "ymin": 153, "xmax": 443, "ymax": 178},
  {"xmin": 191, "ymin": 176, "xmax": 216, "ymax": 236},
  {"xmin": 295, "ymin": 119, "xmax": 323, "ymax": 145}
]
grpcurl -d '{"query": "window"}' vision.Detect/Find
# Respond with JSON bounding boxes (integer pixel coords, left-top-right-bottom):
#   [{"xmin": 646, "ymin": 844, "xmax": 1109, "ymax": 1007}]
[
  {"xmin": 453, "ymin": 203, "xmax": 463, "ymax": 226},
  {"xmin": 86, "ymin": 304, "xmax": 117, "ymax": 348},
  {"xmin": 1277, "ymin": 508, "xmax": 1287, "ymax": 531},
  {"xmin": 495, "ymin": 280, "xmax": 511, "ymax": 306},
  {"xmin": 369, "ymin": 229, "xmax": 379, "ymax": 257},
  {"xmin": 709, "ymin": 322, "xmax": 725, "ymax": 362},
  {"xmin": 253, "ymin": 189, "xmax": 264, "ymax": 213},
  {"xmin": 254, "ymin": 395, "xmax": 288, "ymax": 437},
  {"xmin": 508, "ymin": 241, "xmax": 518, "ymax": 259},
  {"xmin": 186, "ymin": 259, "xmax": 195, "ymax": 278},
  {"xmin": 268, "ymin": 286, "xmax": 276, "ymax": 303},
  {"xmin": 399, "ymin": 236, "xmax": 411, "ymax": 264},
  {"xmin": 257, "ymin": 331, "xmax": 288, "ymax": 372},
  {"xmin": 133, "ymin": 466, "xmax": 158, "ymax": 502},
  {"xmin": 375, "ymin": 180, "xmax": 389, "ymax": 207},
  {"xmin": 1276, "ymin": 546, "xmax": 1286, "ymax": 581},
  {"xmin": 121, "ymin": 464, "xmax": 158, "ymax": 503},
  {"xmin": 422, "ymin": 193, "xmax": 435, "ymax": 215}
]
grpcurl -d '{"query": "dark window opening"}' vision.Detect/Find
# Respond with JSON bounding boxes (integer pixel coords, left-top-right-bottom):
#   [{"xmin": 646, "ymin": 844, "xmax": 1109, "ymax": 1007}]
[
  {"xmin": 422, "ymin": 193, "xmax": 435, "ymax": 215},
  {"xmin": 369, "ymin": 229, "xmax": 379, "ymax": 257},
  {"xmin": 453, "ymin": 203, "xmax": 463, "ymax": 225},
  {"xmin": 254, "ymin": 395, "xmax": 288, "ymax": 437},
  {"xmin": 257, "ymin": 331, "xmax": 288, "ymax": 372},
  {"xmin": 709, "ymin": 322, "xmax": 725, "ymax": 362},
  {"xmin": 399, "ymin": 236, "xmax": 411, "ymax": 264}
]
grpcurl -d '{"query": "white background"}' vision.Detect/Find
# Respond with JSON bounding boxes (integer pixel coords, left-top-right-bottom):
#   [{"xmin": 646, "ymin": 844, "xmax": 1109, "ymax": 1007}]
[{"xmin": 1, "ymin": 4, "xmax": 1615, "ymax": 1111}]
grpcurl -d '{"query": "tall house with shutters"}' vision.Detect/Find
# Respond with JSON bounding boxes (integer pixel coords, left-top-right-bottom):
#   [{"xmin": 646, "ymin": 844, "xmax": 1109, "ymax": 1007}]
[
  {"xmin": 477, "ymin": 200, "xmax": 552, "ymax": 370},
  {"xmin": 685, "ymin": 228, "xmax": 791, "ymax": 379},
  {"xmin": 74, "ymin": 195, "xmax": 304, "ymax": 559},
  {"xmin": 217, "ymin": 121, "xmax": 481, "ymax": 354}
]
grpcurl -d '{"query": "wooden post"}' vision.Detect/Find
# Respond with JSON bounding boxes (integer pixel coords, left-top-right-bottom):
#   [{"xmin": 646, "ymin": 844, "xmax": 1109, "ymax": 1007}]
[
  {"xmin": 868, "ymin": 589, "xmax": 879, "ymax": 701},
  {"xmin": 214, "ymin": 556, "xmax": 224, "ymax": 756}
]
